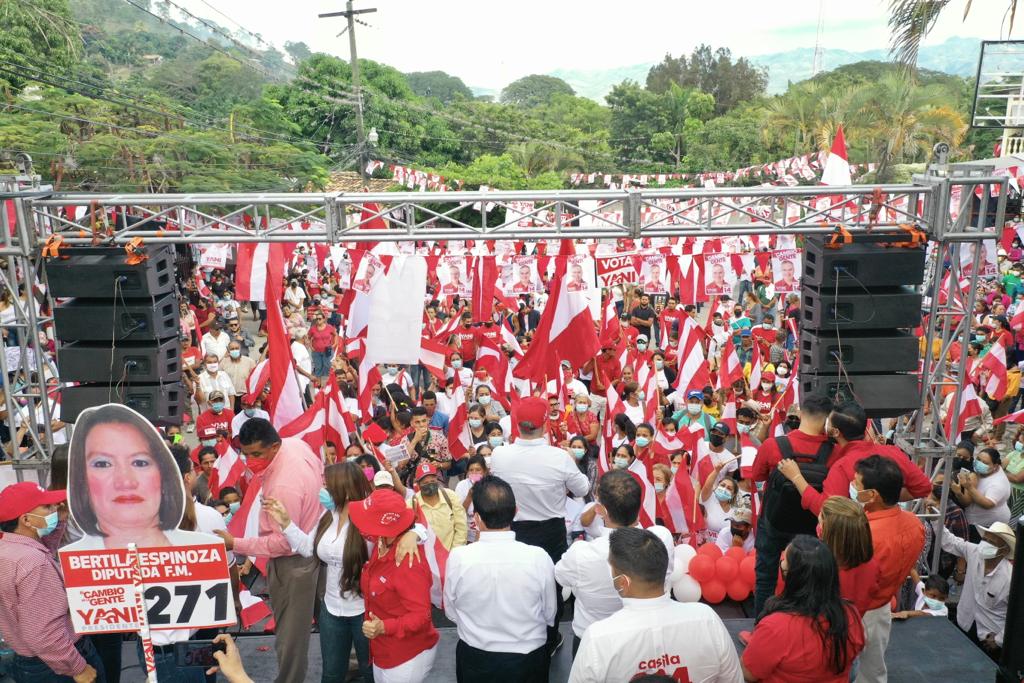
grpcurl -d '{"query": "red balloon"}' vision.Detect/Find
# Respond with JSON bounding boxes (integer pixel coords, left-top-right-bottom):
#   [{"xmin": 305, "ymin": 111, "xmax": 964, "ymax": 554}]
[
  {"xmin": 739, "ymin": 556, "xmax": 757, "ymax": 586},
  {"xmin": 725, "ymin": 546, "xmax": 746, "ymax": 564},
  {"xmin": 715, "ymin": 556, "xmax": 739, "ymax": 583},
  {"xmin": 727, "ymin": 578, "xmax": 752, "ymax": 602},
  {"xmin": 688, "ymin": 555, "xmax": 716, "ymax": 583},
  {"xmin": 702, "ymin": 579, "xmax": 727, "ymax": 604},
  {"xmin": 697, "ymin": 543, "xmax": 723, "ymax": 558}
]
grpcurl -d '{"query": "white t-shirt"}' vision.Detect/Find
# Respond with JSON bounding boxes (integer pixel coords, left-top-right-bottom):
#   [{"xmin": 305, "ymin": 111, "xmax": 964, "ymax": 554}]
[
  {"xmin": 967, "ymin": 469, "xmax": 1011, "ymax": 527},
  {"xmin": 231, "ymin": 408, "xmax": 270, "ymax": 436},
  {"xmin": 569, "ymin": 595, "xmax": 743, "ymax": 683},
  {"xmin": 291, "ymin": 341, "xmax": 312, "ymax": 393},
  {"xmin": 913, "ymin": 580, "xmax": 949, "ymax": 617}
]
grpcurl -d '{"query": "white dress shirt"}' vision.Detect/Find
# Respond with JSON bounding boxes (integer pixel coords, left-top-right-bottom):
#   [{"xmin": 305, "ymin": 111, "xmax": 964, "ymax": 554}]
[
  {"xmin": 201, "ymin": 331, "xmax": 230, "ymax": 359},
  {"xmin": 554, "ymin": 524, "xmax": 675, "ymax": 637},
  {"xmin": 569, "ymin": 594, "xmax": 743, "ymax": 683},
  {"xmin": 938, "ymin": 524, "xmax": 1011, "ymax": 645},
  {"xmin": 231, "ymin": 408, "xmax": 270, "ymax": 436},
  {"xmin": 443, "ymin": 530, "xmax": 556, "ymax": 653},
  {"xmin": 283, "ymin": 513, "xmax": 367, "ymax": 617},
  {"xmin": 490, "ymin": 437, "xmax": 590, "ymax": 522}
]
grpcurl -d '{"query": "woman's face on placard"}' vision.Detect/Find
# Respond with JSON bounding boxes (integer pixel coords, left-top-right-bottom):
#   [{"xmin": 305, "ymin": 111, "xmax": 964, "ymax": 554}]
[{"xmin": 84, "ymin": 422, "xmax": 163, "ymax": 533}]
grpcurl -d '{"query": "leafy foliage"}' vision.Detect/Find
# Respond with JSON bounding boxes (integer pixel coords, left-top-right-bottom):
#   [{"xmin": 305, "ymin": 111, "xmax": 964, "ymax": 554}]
[
  {"xmin": 500, "ymin": 74, "xmax": 575, "ymax": 108},
  {"xmin": 646, "ymin": 45, "xmax": 768, "ymax": 115},
  {"xmin": 405, "ymin": 70, "xmax": 473, "ymax": 103}
]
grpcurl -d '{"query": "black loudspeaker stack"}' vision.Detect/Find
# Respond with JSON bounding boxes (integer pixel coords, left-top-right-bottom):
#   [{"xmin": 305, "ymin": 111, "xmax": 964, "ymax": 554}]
[
  {"xmin": 798, "ymin": 237, "xmax": 926, "ymax": 418},
  {"xmin": 49, "ymin": 246, "xmax": 184, "ymax": 424}
]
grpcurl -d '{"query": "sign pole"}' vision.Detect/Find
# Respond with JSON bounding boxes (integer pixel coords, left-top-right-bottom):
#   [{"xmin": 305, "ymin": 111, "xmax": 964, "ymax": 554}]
[{"xmin": 128, "ymin": 543, "xmax": 159, "ymax": 683}]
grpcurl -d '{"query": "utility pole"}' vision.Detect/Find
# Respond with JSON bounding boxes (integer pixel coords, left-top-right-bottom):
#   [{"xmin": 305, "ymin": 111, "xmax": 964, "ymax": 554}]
[{"xmin": 319, "ymin": 2, "xmax": 377, "ymax": 181}]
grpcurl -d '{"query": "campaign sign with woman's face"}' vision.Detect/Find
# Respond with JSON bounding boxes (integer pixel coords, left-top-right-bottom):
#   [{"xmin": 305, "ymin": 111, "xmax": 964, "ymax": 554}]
[{"xmin": 67, "ymin": 404, "xmax": 185, "ymax": 548}]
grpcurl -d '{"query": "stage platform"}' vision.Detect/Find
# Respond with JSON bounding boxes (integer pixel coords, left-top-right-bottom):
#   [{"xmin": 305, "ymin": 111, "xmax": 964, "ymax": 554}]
[{"xmin": 99, "ymin": 610, "xmax": 996, "ymax": 682}]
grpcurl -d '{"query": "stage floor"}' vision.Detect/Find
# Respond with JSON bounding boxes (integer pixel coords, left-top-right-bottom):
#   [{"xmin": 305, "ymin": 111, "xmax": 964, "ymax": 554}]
[{"xmin": 103, "ymin": 610, "xmax": 996, "ymax": 682}]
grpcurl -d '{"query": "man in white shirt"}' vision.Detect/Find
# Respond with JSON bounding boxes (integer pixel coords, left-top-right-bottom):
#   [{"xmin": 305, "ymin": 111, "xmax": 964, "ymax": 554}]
[
  {"xmin": 445, "ymin": 476, "xmax": 556, "ymax": 682},
  {"xmin": 555, "ymin": 469, "xmax": 674, "ymax": 655},
  {"xmin": 546, "ymin": 360, "xmax": 588, "ymax": 405},
  {"xmin": 200, "ymin": 320, "xmax": 231, "ymax": 360},
  {"xmin": 196, "ymin": 353, "xmax": 236, "ymax": 411},
  {"xmin": 489, "ymin": 395, "xmax": 591, "ymax": 654},
  {"xmin": 231, "ymin": 396, "xmax": 270, "ymax": 437},
  {"xmin": 569, "ymin": 527, "xmax": 743, "ymax": 683}
]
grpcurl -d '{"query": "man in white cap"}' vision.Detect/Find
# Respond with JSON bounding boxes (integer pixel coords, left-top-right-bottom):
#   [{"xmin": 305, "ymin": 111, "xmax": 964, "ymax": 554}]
[
  {"xmin": 931, "ymin": 515, "xmax": 1015, "ymax": 659},
  {"xmin": 715, "ymin": 506, "xmax": 755, "ymax": 553}
]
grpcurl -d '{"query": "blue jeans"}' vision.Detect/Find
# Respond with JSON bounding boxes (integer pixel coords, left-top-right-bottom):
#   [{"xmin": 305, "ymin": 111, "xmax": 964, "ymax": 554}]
[
  {"xmin": 319, "ymin": 602, "xmax": 372, "ymax": 683},
  {"xmin": 12, "ymin": 637, "xmax": 106, "ymax": 683},
  {"xmin": 135, "ymin": 640, "xmax": 206, "ymax": 683},
  {"xmin": 312, "ymin": 350, "xmax": 333, "ymax": 377}
]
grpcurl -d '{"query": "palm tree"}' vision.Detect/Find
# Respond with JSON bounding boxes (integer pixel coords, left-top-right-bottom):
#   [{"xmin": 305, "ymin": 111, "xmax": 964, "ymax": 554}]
[
  {"xmin": 765, "ymin": 81, "xmax": 824, "ymax": 156},
  {"xmin": 851, "ymin": 72, "xmax": 966, "ymax": 181},
  {"xmin": 508, "ymin": 142, "xmax": 582, "ymax": 177},
  {"xmin": 889, "ymin": 0, "xmax": 1018, "ymax": 68}
]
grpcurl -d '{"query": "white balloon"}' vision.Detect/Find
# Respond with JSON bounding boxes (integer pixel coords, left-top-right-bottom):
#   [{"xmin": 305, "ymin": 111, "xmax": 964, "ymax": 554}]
[
  {"xmin": 674, "ymin": 543, "xmax": 697, "ymax": 574},
  {"xmin": 671, "ymin": 573, "xmax": 702, "ymax": 603}
]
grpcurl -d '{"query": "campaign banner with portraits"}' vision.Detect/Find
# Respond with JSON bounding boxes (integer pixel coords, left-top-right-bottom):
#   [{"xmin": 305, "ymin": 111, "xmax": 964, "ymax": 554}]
[
  {"xmin": 960, "ymin": 240, "xmax": 999, "ymax": 277},
  {"xmin": 771, "ymin": 249, "xmax": 801, "ymax": 293},
  {"xmin": 501, "ymin": 256, "xmax": 541, "ymax": 295},
  {"xmin": 565, "ymin": 255, "xmax": 595, "ymax": 292},
  {"xmin": 352, "ymin": 252, "xmax": 384, "ymax": 294},
  {"xmin": 639, "ymin": 254, "xmax": 668, "ymax": 294},
  {"xmin": 703, "ymin": 252, "xmax": 735, "ymax": 297},
  {"xmin": 59, "ymin": 404, "xmax": 235, "ymax": 634},
  {"xmin": 595, "ymin": 254, "xmax": 638, "ymax": 288},
  {"xmin": 437, "ymin": 254, "xmax": 472, "ymax": 297}
]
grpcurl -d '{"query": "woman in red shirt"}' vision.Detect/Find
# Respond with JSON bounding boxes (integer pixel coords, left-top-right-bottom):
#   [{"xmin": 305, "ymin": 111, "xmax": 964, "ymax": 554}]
[
  {"xmin": 565, "ymin": 393, "xmax": 600, "ymax": 446},
  {"xmin": 349, "ymin": 488, "xmax": 439, "ymax": 682},
  {"xmin": 742, "ymin": 535, "xmax": 865, "ymax": 682},
  {"xmin": 819, "ymin": 496, "xmax": 882, "ymax": 616}
]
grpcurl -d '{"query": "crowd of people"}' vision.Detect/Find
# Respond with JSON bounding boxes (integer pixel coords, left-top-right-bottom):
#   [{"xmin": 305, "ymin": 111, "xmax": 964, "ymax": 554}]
[{"xmin": 0, "ymin": 233, "xmax": 1022, "ymax": 683}]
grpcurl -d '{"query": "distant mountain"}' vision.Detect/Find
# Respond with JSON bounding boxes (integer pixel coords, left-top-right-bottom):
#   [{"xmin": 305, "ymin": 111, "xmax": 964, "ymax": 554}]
[{"xmin": 523, "ymin": 36, "xmax": 982, "ymax": 103}]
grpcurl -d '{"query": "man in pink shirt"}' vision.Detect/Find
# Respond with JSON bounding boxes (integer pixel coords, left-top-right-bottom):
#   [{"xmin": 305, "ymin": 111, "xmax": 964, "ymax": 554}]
[
  {"xmin": 216, "ymin": 418, "xmax": 323, "ymax": 683},
  {"xmin": 777, "ymin": 401, "xmax": 933, "ymax": 516}
]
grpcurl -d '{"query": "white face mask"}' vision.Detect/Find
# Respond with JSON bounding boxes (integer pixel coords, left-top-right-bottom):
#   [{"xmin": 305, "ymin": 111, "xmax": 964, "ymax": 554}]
[
  {"xmin": 206, "ymin": 363, "xmax": 219, "ymax": 373},
  {"xmin": 977, "ymin": 540, "xmax": 1002, "ymax": 559},
  {"xmin": 761, "ymin": 382, "xmax": 773, "ymax": 392}
]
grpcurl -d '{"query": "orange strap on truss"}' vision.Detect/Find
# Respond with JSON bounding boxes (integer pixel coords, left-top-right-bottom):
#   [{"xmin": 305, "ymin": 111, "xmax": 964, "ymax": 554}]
[
  {"xmin": 41, "ymin": 234, "xmax": 66, "ymax": 259},
  {"xmin": 866, "ymin": 188, "xmax": 886, "ymax": 230},
  {"xmin": 826, "ymin": 225, "xmax": 853, "ymax": 249},
  {"xmin": 124, "ymin": 237, "xmax": 148, "ymax": 265},
  {"xmin": 884, "ymin": 223, "xmax": 927, "ymax": 249}
]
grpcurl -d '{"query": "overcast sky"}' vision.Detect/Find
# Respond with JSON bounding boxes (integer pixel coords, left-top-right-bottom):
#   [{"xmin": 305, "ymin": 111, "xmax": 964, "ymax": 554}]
[{"xmin": 177, "ymin": 0, "xmax": 1015, "ymax": 89}]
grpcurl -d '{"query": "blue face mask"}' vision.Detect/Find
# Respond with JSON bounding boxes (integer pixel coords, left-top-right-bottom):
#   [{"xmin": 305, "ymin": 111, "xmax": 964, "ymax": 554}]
[
  {"xmin": 244, "ymin": 408, "xmax": 256, "ymax": 417},
  {"xmin": 488, "ymin": 436, "xmax": 503, "ymax": 448},
  {"xmin": 923, "ymin": 596, "xmax": 946, "ymax": 611},
  {"xmin": 714, "ymin": 487, "xmax": 733, "ymax": 502},
  {"xmin": 452, "ymin": 359, "xmax": 463, "ymax": 369},
  {"xmin": 635, "ymin": 436, "xmax": 651, "ymax": 448},
  {"xmin": 228, "ymin": 501, "xmax": 241, "ymax": 514},
  {"xmin": 211, "ymin": 402, "xmax": 225, "ymax": 413},
  {"xmin": 201, "ymin": 438, "xmax": 217, "ymax": 448},
  {"xmin": 973, "ymin": 459, "xmax": 991, "ymax": 476},
  {"xmin": 29, "ymin": 511, "xmax": 59, "ymax": 537},
  {"xmin": 318, "ymin": 487, "xmax": 336, "ymax": 511}
]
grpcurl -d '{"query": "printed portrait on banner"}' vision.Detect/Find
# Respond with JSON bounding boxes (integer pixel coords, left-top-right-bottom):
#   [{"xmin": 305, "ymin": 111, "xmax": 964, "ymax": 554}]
[
  {"xmin": 437, "ymin": 254, "xmax": 472, "ymax": 297},
  {"xmin": 352, "ymin": 252, "xmax": 383, "ymax": 293},
  {"xmin": 703, "ymin": 252, "xmax": 735, "ymax": 296},
  {"xmin": 639, "ymin": 254, "xmax": 668, "ymax": 294},
  {"xmin": 501, "ymin": 256, "xmax": 540, "ymax": 295},
  {"xmin": 59, "ymin": 404, "xmax": 235, "ymax": 633},
  {"xmin": 771, "ymin": 249, "xmax": 801, "ymax": 293},
  {"xmin": 565, "ymin": 255, "xmax": 595, "ymax": 292},
  {"xmin": 960, "ymin": 241, "xmax": 998, "ymax": 277}
]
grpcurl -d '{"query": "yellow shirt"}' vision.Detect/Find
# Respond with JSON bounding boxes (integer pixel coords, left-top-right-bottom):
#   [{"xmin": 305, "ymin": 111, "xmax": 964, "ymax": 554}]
[
  {"xmin": 1007, "ymin": 368, "xmax": 1021, "ymax": 399},
  {"xmin": 409, "ymin": 487, "xmax": 467, "ymax": 550}
]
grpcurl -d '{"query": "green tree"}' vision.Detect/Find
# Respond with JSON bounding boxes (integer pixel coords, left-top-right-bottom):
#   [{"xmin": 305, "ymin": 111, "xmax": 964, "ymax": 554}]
[
  {"xmin": 0, "ymin": 0, "xmax": 81, "ymax": 95},
  {"xmin": 607, "ymin": 81, "xmax": 713, "ymax": 167},
  {"xmin": 406, "ymin": 71, "xmax": 473, "ymax": 103},
  {"xmin": 646, "ymin": 45, "xmax": 767, "ymax": 115},
  {"xmin": 888, "ymin": 0, "xmax": 1017, "ymax": 68},
  {"xmin": 500, "ymin": 74, "xmax": 575, "ymax": 108},
  {"xmin": 284, "ymin": 40, "xmax": 312, "ymax": 63}
]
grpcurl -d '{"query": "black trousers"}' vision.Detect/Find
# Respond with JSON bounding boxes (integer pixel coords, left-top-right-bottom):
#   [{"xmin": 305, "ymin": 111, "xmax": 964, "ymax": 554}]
[
  {"xmin": 456, "ymin": 640, "xmax": 549, "ymax": 683},
  {"xmin": 512, "ymin": 518, "xmax": 568, "ymax": 651}
]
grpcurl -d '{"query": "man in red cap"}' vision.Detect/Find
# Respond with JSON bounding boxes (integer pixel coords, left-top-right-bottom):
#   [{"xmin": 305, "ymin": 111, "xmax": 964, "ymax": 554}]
[
  {"xmin": 0, "ymin": 482, "xmax": 102, "ymax": 682},
  {"xmin": 489, "ymin": 395, "xmax": 591, "ymax": 655},
  {"xmin": 408, "ymin": 461, "xmax": 467, "ymax": 550}
]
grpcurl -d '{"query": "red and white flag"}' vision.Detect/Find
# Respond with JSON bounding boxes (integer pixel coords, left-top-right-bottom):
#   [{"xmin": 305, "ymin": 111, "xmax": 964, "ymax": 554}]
[
  {"xmin": 357, "ymin": 359, "xmax": 383, "ymax": 423},
  {"xmin": 821, "ymin": 125, "xmax": 852, "ymax": 187},
  {"xmin": 238, "ymin": 589, "xmax": 273, "ymax": 629},
  {"xmin": 945, "ymin": 383, "xmax": 983, "ymax": 439},
  {"xmin": 263, "ymin": 244, "xmax": 304, "ymax": 428},
  {"xmin": 235, "ymin": 243, "xmax": 271, "ymax": 302},
  {"xmin": 664, "ymin": 465, "xmax": 705, "ymax": 547},
  {"xmin": 674, "ymin": 316, "xmax": 711, "ymax": 393},
  {"xmin": 419, "ymin": 337, "xmax": 449, "ymax": 383},
  {"xmin": 976, "ymin": 341, "xmax": 1009, "ymax": 400},
  {"xmin": 513, "ymin": 266, "xmax": 600, "ymax": 383},
  {"xmin": 244, "ymin": 359, "xmax": 270, "ymax": 404},
  {"xmin": 227, "ymin": 475, "xmax": 268, "ymax": 573},
  {"xmin": 995, "ymin": 408, "xmax": 1024, "ymax": 424},
  {"xmin": 747, "ymin": 343, "xmax": 763, "ymax": 390},
  {"xmin": 653, "ymin": 428, "xmax": 684, "ymax": 460},
  {"xmin": 208, "ymin": 445, "xmax": 245, "ymax": 499},
  {"xmin": 627, "ymin": 458, "xmax": 657, "ymax": 528},
  {"xmin": 718, "ymin": 335, "xmax": 744, "ymax": 390},
  {"xmin": 447, "ymin": 384, "xmax": 473, "ymax": 460}
]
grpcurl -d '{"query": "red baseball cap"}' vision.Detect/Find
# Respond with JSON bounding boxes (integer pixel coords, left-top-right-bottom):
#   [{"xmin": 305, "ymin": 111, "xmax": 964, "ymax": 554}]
[
  {"xmin": 414, "ymin": 462, "xmax": 438, "ymax": 482},
  {"xmin": 199, "ymin": 426, "xmax": 218, "ymax": 439},
  {"xmin": 515, "ymin": 396, "xmax": 548, "ymax": 430},
  {"xmin": 349, "ymin": 489, "xmax": 415, "ymax": 537},
  {"xmin": 0, "ymin": 482, "xmax": 66, "ymax": 522}
]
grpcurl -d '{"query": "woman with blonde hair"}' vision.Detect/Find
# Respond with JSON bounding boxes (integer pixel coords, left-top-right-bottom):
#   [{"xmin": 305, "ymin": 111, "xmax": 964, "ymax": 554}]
[{"xmin": 818, "ymin": 496, "xmax": 882, "ymax": 616}]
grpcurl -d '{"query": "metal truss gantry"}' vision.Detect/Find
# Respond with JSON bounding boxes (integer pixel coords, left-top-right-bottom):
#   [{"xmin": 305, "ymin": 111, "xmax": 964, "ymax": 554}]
[{"xmin": 2, "ymin": 164, "xmax": 1008, "ymax": 569}]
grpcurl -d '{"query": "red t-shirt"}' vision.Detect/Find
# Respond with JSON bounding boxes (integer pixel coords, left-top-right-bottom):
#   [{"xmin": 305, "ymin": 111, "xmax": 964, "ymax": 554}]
[
  {"xmin": 752, "ymin": 430, "xmax": 838, "ymax": 483},
  {"xmin": 182, "ymin": 347, "xmax": 203, "ymax": 371},
  {"xmin": 594, "ymin": 355, "xmax": 622, "ymax": 387},
  {"xmin": 838, "ymin": 558, "xmax": 883, "ymax": 616},
  {"xmin": 751, "ymin": 388, "xmax": 775, "ymax": 415},
  {"xmin": 195, "ymin": 408, "xmax": 235, "ymax": 437},
  {"xmin": 751, "ymin": 326, "xmax": 776, "ymax": 349},
  {"xmin": 565, "ymin": 409, "xmax": 599, "ymax": 444},
  {"xmin": 455, "ymin": 327, "xmax": 477, "ymax": 361},
  {"xmin": 742, "ymin": 605, "xmax": 865, "ymax": 682},
  {"xmin": 308, "ymin": 324, "xmax": 337, "ymax": 353}
]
